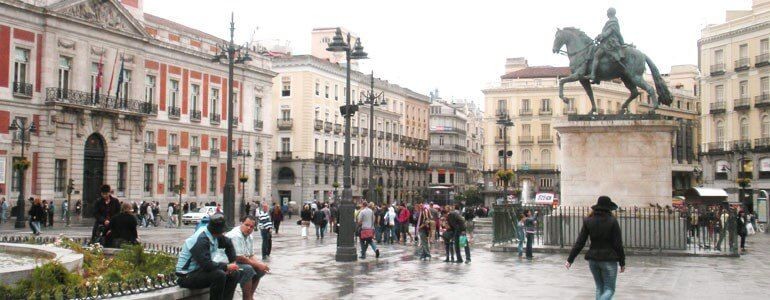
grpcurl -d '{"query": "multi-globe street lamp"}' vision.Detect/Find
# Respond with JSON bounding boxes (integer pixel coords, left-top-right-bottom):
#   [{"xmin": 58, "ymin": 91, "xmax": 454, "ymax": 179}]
[
  {"xmin": 326, "ymin": 27, "xmax": 368, "ymax": 262},
  {"xmin": 211, "ymin": 13, "xmax": 252, "ymax": 227},
  {"xmin": 496, "ymin": 110, "xmax": 514, "ymax": 203},
  {"xmin": 358, "ymin": 71, "xmax": 386, "ymax": 204},
  {"xmin": 9, "ymin": 118, "xmax": 36, "ymax": 228}
]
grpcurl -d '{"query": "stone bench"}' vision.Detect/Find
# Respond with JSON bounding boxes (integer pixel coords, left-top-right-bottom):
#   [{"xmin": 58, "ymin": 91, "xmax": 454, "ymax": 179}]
[{"xmin": 113, "ymin": 287, "xmax": 210, "ymax": 299}]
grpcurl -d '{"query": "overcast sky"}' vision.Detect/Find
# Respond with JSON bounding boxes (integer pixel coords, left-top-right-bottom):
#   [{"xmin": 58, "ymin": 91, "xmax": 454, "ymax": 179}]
[{"xmin": 144, "ymin": 0, "xmax": 752, "ymax": 108}]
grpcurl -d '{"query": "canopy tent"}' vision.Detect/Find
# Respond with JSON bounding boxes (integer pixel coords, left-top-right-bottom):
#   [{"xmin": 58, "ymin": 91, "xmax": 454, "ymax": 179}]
[{"xmin": 684, "ymin": 187, "xmax": 728, "ymax": 206}]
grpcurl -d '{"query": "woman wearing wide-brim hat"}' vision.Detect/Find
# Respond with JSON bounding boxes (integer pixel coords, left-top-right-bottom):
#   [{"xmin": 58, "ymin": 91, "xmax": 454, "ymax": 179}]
[{"xmin": 565, "ymin": 196, "xmax": 626, "ymax": 300}]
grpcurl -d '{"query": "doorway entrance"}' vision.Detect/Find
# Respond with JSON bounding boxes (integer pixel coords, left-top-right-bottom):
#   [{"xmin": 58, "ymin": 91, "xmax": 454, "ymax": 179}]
[{"xmin": 83, "ymin": 133, "xmax": 105, "ymax": 218}]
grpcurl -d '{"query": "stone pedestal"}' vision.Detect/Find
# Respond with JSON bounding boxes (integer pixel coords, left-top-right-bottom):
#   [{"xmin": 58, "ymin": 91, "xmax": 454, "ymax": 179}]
[{"xmin": 554, "ymin": 117, "xmax": 677, "ymax": 208}]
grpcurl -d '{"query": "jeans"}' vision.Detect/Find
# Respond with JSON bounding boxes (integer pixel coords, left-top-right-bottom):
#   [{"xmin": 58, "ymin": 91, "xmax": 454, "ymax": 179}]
[
  {"xmin": 273, "ymin": 221, "xmax": 281, "ymax": 234},
  {"xmin": 178, "ymin": 268, "xmax": 241, "ymax": 300},
  {"xmin": 375, "ymin": 225, "xmax": 382, "ymax": 243},
  {"xmin": 382, "ymin": 225, "xmax": 393, "ymax": 244},
  {"xmin": 517, "ymin": 232, "xmax": 525, "ymax": 256},
  {"xmin": 588, "ymin": 260, "xmax": 618, "ymax": 300},
  {"xmin": 715, "ymin": 228, "xmax": 725, "ymax": 250},
  {"xmin": 525, "ymin": 233, "xmax": 534, "ymax": 258},
  {"xmin": 452, "ymin": 230, "xmax": 470, "ymax": 262},
  {"xmin": 315, "ymin": 224, "xmax": 327, "ymax": 238},
  {"xmin": 359, "ymin": 237, "xmax": 377, "ymax": 258},
  {"xmin": 418, "ymin": 230, "xmax": 431, "ymax": 257},
  {"xmin": 260, "ymin": 229, "xmax": 272, "ymax": 257},
  {"xmin": 30, "ymin": 221, "xmax": 41, "ymax": 234}
]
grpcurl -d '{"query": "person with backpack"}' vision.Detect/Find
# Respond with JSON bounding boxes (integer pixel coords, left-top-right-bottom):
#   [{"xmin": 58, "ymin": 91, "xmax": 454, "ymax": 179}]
[{"xmin": 313, "ymin": 205, "xmax": 328, "ymax": 239}]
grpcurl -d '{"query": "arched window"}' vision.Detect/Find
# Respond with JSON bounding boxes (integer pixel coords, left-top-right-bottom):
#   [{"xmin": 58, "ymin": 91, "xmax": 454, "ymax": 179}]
[
  {"xmin": 762, "ymin": 115, "xmax": 770, "ymax": 139},
  {"xmin": 541, "ymin": 149, "xmax": 551, "ymax": 165},
  {"xmin": 740, "ymin": 117, "xmax": 749, "ymax": 140},
  {"xmin": 521, "ymin": 149, "xmax": 532, "ymax": 164},
  {"xmin": 715, "ymin": 120, "xmax": 724, "ymax": 143}
]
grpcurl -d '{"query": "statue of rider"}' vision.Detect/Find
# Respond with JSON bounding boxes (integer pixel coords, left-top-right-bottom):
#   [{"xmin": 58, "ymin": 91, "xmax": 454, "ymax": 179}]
[{"xmin": 589, "ymin": 7, "xmax": 625, "ymax": 84}]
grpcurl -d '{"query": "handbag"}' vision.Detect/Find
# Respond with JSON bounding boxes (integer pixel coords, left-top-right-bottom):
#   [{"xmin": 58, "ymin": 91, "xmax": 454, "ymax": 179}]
[
  {"xmin": 360, "ymin": 228, "xmax": 374, "ymax": 239},
  {"xmin": 459, "ymin": 234, "xmax": 468, "ymax": 248},
  {"xmin": 747, "ymin": 223, "xmax": 756, "ymax": 235},
  {"xmin": 296, "ymin": 220, "xmax": 302, "ymax": 225}
]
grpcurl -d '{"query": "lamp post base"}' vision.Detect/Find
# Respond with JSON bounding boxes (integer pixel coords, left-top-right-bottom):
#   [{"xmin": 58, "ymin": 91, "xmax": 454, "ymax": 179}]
[
  {"xmin": 335, "ymin": 246, "xmax": 358, "ymax": 262},
  {"xmin": 335, "ymin": 188, "xmax": 358, "ymax": 262},
  {"xmin": 14, "ymin": 219, "xmax": 26, "ymax": 229}
]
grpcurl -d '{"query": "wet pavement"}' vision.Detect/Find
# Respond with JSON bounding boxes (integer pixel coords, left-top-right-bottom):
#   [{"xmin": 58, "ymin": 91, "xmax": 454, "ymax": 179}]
[{"xmin": 2, "ymin": 218, "xmax": 769, "ymax": 299}]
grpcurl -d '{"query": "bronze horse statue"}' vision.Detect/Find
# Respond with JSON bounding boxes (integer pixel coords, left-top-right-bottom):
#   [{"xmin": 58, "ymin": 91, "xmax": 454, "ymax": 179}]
[{"xmin": 552, "ymin": 27, "xmax": 672, "ymax": 114}]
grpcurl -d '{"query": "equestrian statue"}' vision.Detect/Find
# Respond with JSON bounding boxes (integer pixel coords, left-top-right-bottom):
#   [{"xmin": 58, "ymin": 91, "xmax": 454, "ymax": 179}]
[{"xmin": 552, "ymin": 7, "xmax": 672, "ymax": 115}]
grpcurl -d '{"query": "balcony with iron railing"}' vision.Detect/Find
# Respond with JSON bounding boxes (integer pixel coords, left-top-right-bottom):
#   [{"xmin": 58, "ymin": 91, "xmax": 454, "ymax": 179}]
[
  {"xmin": 709, "ymin": 63, "xmax": 725, "ymax": 76},
  {"xmin": 277, "ymin": 118, "xmax": 293, "ymax": 130},
  {"xmin": 496, "ymin": 109, "xmax": 509, "ymax": 118},
  {"xmin": 144, "ymin": 142, "xmax": 156, "ymax": 153},
  {"xmin": 351, "ymin": 126, "xmax": 359, "ymax": 137},
  {"xmin": 378, "ymin": 131, "xmax": 385, "ymax": 139},
  {"xmin": 538, "ymin": 135, "xmax": 553, "ymax": 144},
  {"xmin": 361, "ymin": 128, "xmax": 368, "ymax": 137},
  {"xmin": 324, "ymin": 121, "xmax": 333, "ymax": 132},
  {"xmin": 254, "ymin": 120, "xmax": 263, "ymax": 131},
  {"xmin": 756, "ymin": 53, "xmax": 770, "ymax": 68},
  {"xmin": 386, "ymin": 132, "xmax": 392, "ymax": 140},
  {"xmin": 756, "ymin": 94, "xmax": 770, "ymax": 108},
  {"xmin": 732, "ymin": 139, "xmax": 752, "ymax": 151},
  {"xmin": 735, "ymin": 58, "xmax": 750, "ymax": 72},
  {"xmin": 168, "ymin": 145, "xmax": 180, "ymax": 154},
  {"xmin": 12, "ymin": 82, "xmax": 33, "ymax": 98},
  {"xmin": 334, "ymin": 124, "xmax": 342, "ymax": 134},
  {"xmin": 734, "ymin": 97, "xmax": 751, "ymax": 111},
  {"xmin": 597, "ymin": 108, "xmax": 605, "ymax": 115},
  {"xmin": 314, "ymin": 119, "xmax": 323, "ymax": 131},
  {"xmin": 231, "ymin": 117, "xmax": 239, "ymax": 127},
  {"xmin": 709, "ymin": 101, "xmax": 726, "ymax": 114},
  {"xmin": 516, "ymin": 164, "xmax": 558, "ymax": 172},
  {"xmin": 45, "ymin": 88, "xmax": 158, "ymax": 116},
  {"xmin": 539, "ymin": 108, "xmax": 553, "ymax": 115},
  {"xmin": 519, "ymin": 108, "xmax": 532, "ymax": 116},
  {"xmin": 562, "ymin": 107, "xmax": 577, "ymax": 115},
  {"xmin": 315, "ymin": 152, "xmax": 324, "ymax": 162},
  {"xmin": 275, "ymin": 151, "xmax": 293, "ymax": 161},
  {"xmin": 210, "ymin": 148, "xmax": 220, "ymax": 158},
  {"xmin": 518, "ymin": 135, "xmax": 534, "ymax": 144},
  {"xmin": 705, "ymin": 142, "xmax": 726, "ymax": 153},
  {"xmin": 254, "ymin": 152, "xmax": 263, "ymax": 159},
  {"xmin": 191, "ymin": 146, "xmax": 200, "ymax": 156},
  {"xmin": 191, "ymin": 110, "xmax": 202, "ymax": 122},
  {"xmin": 755, "ymin": 138, "xmax": 770, "ymax": 152},
  {"xmin": 168, "ymin": 106, "xmax": 181, "ymax": 119},
  {"xmin": 210, "ymin": 113, "xmax": 221, "ymax": 125}
]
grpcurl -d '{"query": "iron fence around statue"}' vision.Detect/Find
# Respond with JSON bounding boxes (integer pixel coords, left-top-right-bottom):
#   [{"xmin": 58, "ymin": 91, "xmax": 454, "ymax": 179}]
[{"xmin": 493, "ymin": 205, "xmax": 740, "ymax": 255}]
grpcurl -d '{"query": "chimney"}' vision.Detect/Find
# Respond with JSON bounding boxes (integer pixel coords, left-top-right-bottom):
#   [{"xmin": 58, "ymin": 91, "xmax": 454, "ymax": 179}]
[{"xmin": 505, "ymin": 57, "xmax": 528, "ymax": 74}]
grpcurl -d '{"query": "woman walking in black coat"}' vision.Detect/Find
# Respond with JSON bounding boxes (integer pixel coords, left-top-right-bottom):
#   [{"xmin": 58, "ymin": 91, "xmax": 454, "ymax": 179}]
[
  {"xmin": 28, "ymin": 198, "xmax": 45, "ymax": 235},
  {"xmin": 565, "ymin": 196, "xmax": 626, "ymax": 300}
]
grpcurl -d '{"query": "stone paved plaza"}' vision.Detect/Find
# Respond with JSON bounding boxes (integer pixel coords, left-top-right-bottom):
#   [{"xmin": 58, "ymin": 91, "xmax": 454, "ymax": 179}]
[{"xmin": 2, "ymin": 219, "xmax": 768, "ymax": 299}]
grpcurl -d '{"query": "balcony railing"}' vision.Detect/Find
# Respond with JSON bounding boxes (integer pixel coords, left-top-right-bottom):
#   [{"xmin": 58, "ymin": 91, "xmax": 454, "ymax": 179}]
[
  {"xmin": 519, "ymin": 109, "xmax": 532, "ymax": 116},
  {"xmin": 562, "ymin": 107, "xmax": 577, "ymax": 115},
  {"xmin": 734, "ymin": 98, "xmax": 751, "ymax": 111},
  {"xmin": 386, "ymin": 132, "xmax": 392, "ymax": 140},
  {"xmin": 539, "ymin": 109, "xmax": 553, "ymax": 115},
  {"xmin": 210, "ymin": 148, "xmax": 220, "ymax": 158},
  {"xmin": 144, "ymin": 142, "xmax": 156, "ymax": 153},
  {"xmin": 277, "ymin": 118, "xmax": 293, "ymax": 130},
  {"xmin": 231, "ymin": 117, "xmax": 239, "ymax": 127},
  {"xmin": 732, "ymin": 139, "xmax": 752, "ymax": 151},
  {"xmin": 755, "ymin": 138, "xmax": 770, "ymax": 152},
  {"xmin": 315, "ymin": 152, "xmax": 324, "ymax": 162},
  {"xmin": 334, "ymin": 124, "xmax": 342, "ymax": 134},
  {"xmin": 709, "ymin": 63, "xmax": 725, "ymax": 76},
  {"xmin": 706, "ymin": 142, "xmax": 726, "ymax": 153},
  {"xmin": 538, "ymin": 135, "xmax": 553, "ymax": 144},
  {"xmin": 169, "ymin": 145, "xmax": 180, "ymax": 154},
  {"xmin": 324, "ymin": 122, "xmax": 333, "ymax": 132},
  {"xmin": 351, "ymin": 126, "xmax": 359, "ymax": 137},
  {"xmin": 210, "ymin": 113, "xmax": 221, "ymax": 125},
  {"xmin": 519, "ymin": 135, "xmax": 534, "ymax": 144},
  {"xmin": 275, "ymin": 151, "xmax": 292, "ymax": 161},
  {"xmin": 735, "ymin": 58, "xmax": 750, "ymax": 71},
  {"xmin": 191, "ymin": 146, "xmax": 200, "ymax": 156},
  {"xmin": 45, "ymin": 88, "xmax": 158, "ymax": 116},
  {"xmin": 756, "ymin": 94, "xmax": 770, "ymax": 108},
  {"xmin": 756, "ymin": 53, "xmax": 770, "ymax": 68},
  {"xmin": 709, "ymin": 101, "xmax": 726, "ymax": 114},
  {"xmin": 378, "ymin": 131, "xmax": 385, "ymax": 139},
  {"xmin": 314, "ymin": 119, "xmax": 323, "ymax": 131},
  {"xmin": 361, "ymin": 128, "xmax": 368, "ymax": 137},
  {"xmin": 516, "ymin": 164, "xmax": 558, "ymax": 171},
  {"xmin": 168, "ymin": 106, "xmax": 181, "ymax": 119},
  {"xmin": 191, "ymin": 110, "xmax": 202, "ymax": 122},
  {"xmin": 12, "ymin": 82, "xmax": 33, "ymax": 98},
  {"xmin": 254, "ymin": 120, "xmax": 263, "ymax": 131},
  {"xmin": 496, "ymin": 109, "xmax": 509, "ymax": 118}
]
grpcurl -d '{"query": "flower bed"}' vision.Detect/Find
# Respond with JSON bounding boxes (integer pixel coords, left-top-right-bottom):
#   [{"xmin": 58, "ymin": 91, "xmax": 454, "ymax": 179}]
[{"xmin": 0, "ymin": 236, "xmax": 177, "ymax": 299}]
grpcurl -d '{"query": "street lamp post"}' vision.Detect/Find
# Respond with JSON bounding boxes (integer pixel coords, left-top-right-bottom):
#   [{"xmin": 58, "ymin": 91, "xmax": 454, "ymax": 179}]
[
  {"xmin": 496, "ymin": 111, "xmax": 514, "ymax": 203},
  {"xmin": 326, "ymin": 27, "xmax": 368, "ymax": 262},
  {"xmin": 358, "ymin": 71, "xmax": 385, "ymax": 205},
  {"xmin": 212, "ymin": 13, "xmax": 252, "ymax": 228},
  {"xmin": 9, "ymin": 118, "xmax": 35, "ymax": 229},
  {"xmin": 237, "ymin": 148, "xmax": 252, "ymax": 217}
]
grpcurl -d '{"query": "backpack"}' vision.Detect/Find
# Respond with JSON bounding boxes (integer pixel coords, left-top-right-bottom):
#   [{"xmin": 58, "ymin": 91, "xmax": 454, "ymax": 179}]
[{"xmin": 314, "ymin": 210, "xmax": 327, "ymax": 226}]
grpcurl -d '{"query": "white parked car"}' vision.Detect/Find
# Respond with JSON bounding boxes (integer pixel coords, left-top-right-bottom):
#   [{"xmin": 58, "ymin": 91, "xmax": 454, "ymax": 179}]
[{"xmin": 182, "ymin": 206, "xmax": 217, "ymax": 225}]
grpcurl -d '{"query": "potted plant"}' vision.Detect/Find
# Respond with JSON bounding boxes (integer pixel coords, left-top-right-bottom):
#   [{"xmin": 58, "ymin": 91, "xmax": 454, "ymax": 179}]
[
  {"xmin": 736, "ymin": 177, "xmax": 751, "ymax": 188},
  {"xmin": 239, "ymin": 174, "xmax": 249, "ymax": 183},
  {"xmin": 332, "ymin": 182, "xmax": 340, "ymax": 189},
  {"xmin": 13, "ymin": 158, "xmax": 30, "ymax": 171},
  {"xmin": 496, "ymin": 169, "xmax": 514, "ymax": 183}
]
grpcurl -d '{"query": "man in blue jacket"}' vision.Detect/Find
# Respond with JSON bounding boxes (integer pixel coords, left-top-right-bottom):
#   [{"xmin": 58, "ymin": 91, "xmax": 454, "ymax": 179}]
[{"xmin": 176, "ymin": 213, "xmax": 241, "ymax": 300}]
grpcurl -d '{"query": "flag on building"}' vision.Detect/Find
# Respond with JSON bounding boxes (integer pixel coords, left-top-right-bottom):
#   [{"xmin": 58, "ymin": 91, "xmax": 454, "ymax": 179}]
[
  {"xmin": 115, "ymin": 55, "xmax": 125, "ymax": 106},
  {"xmin": 95, "ymin": 54, "xmax": 103, "ymax": 95}
]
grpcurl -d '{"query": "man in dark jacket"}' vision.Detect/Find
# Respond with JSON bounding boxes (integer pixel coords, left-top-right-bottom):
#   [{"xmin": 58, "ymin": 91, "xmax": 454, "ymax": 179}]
[
  {"xmin": 92, "ymin": 184, "xmax": 121, "ymax": 245},
  {"xmin": 565, "ymin": 196, "xmax": 626, "ymax": 300},
  {"xmin": 447, "ymin": 205, "xmax": 469, "ymax": 263}
]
